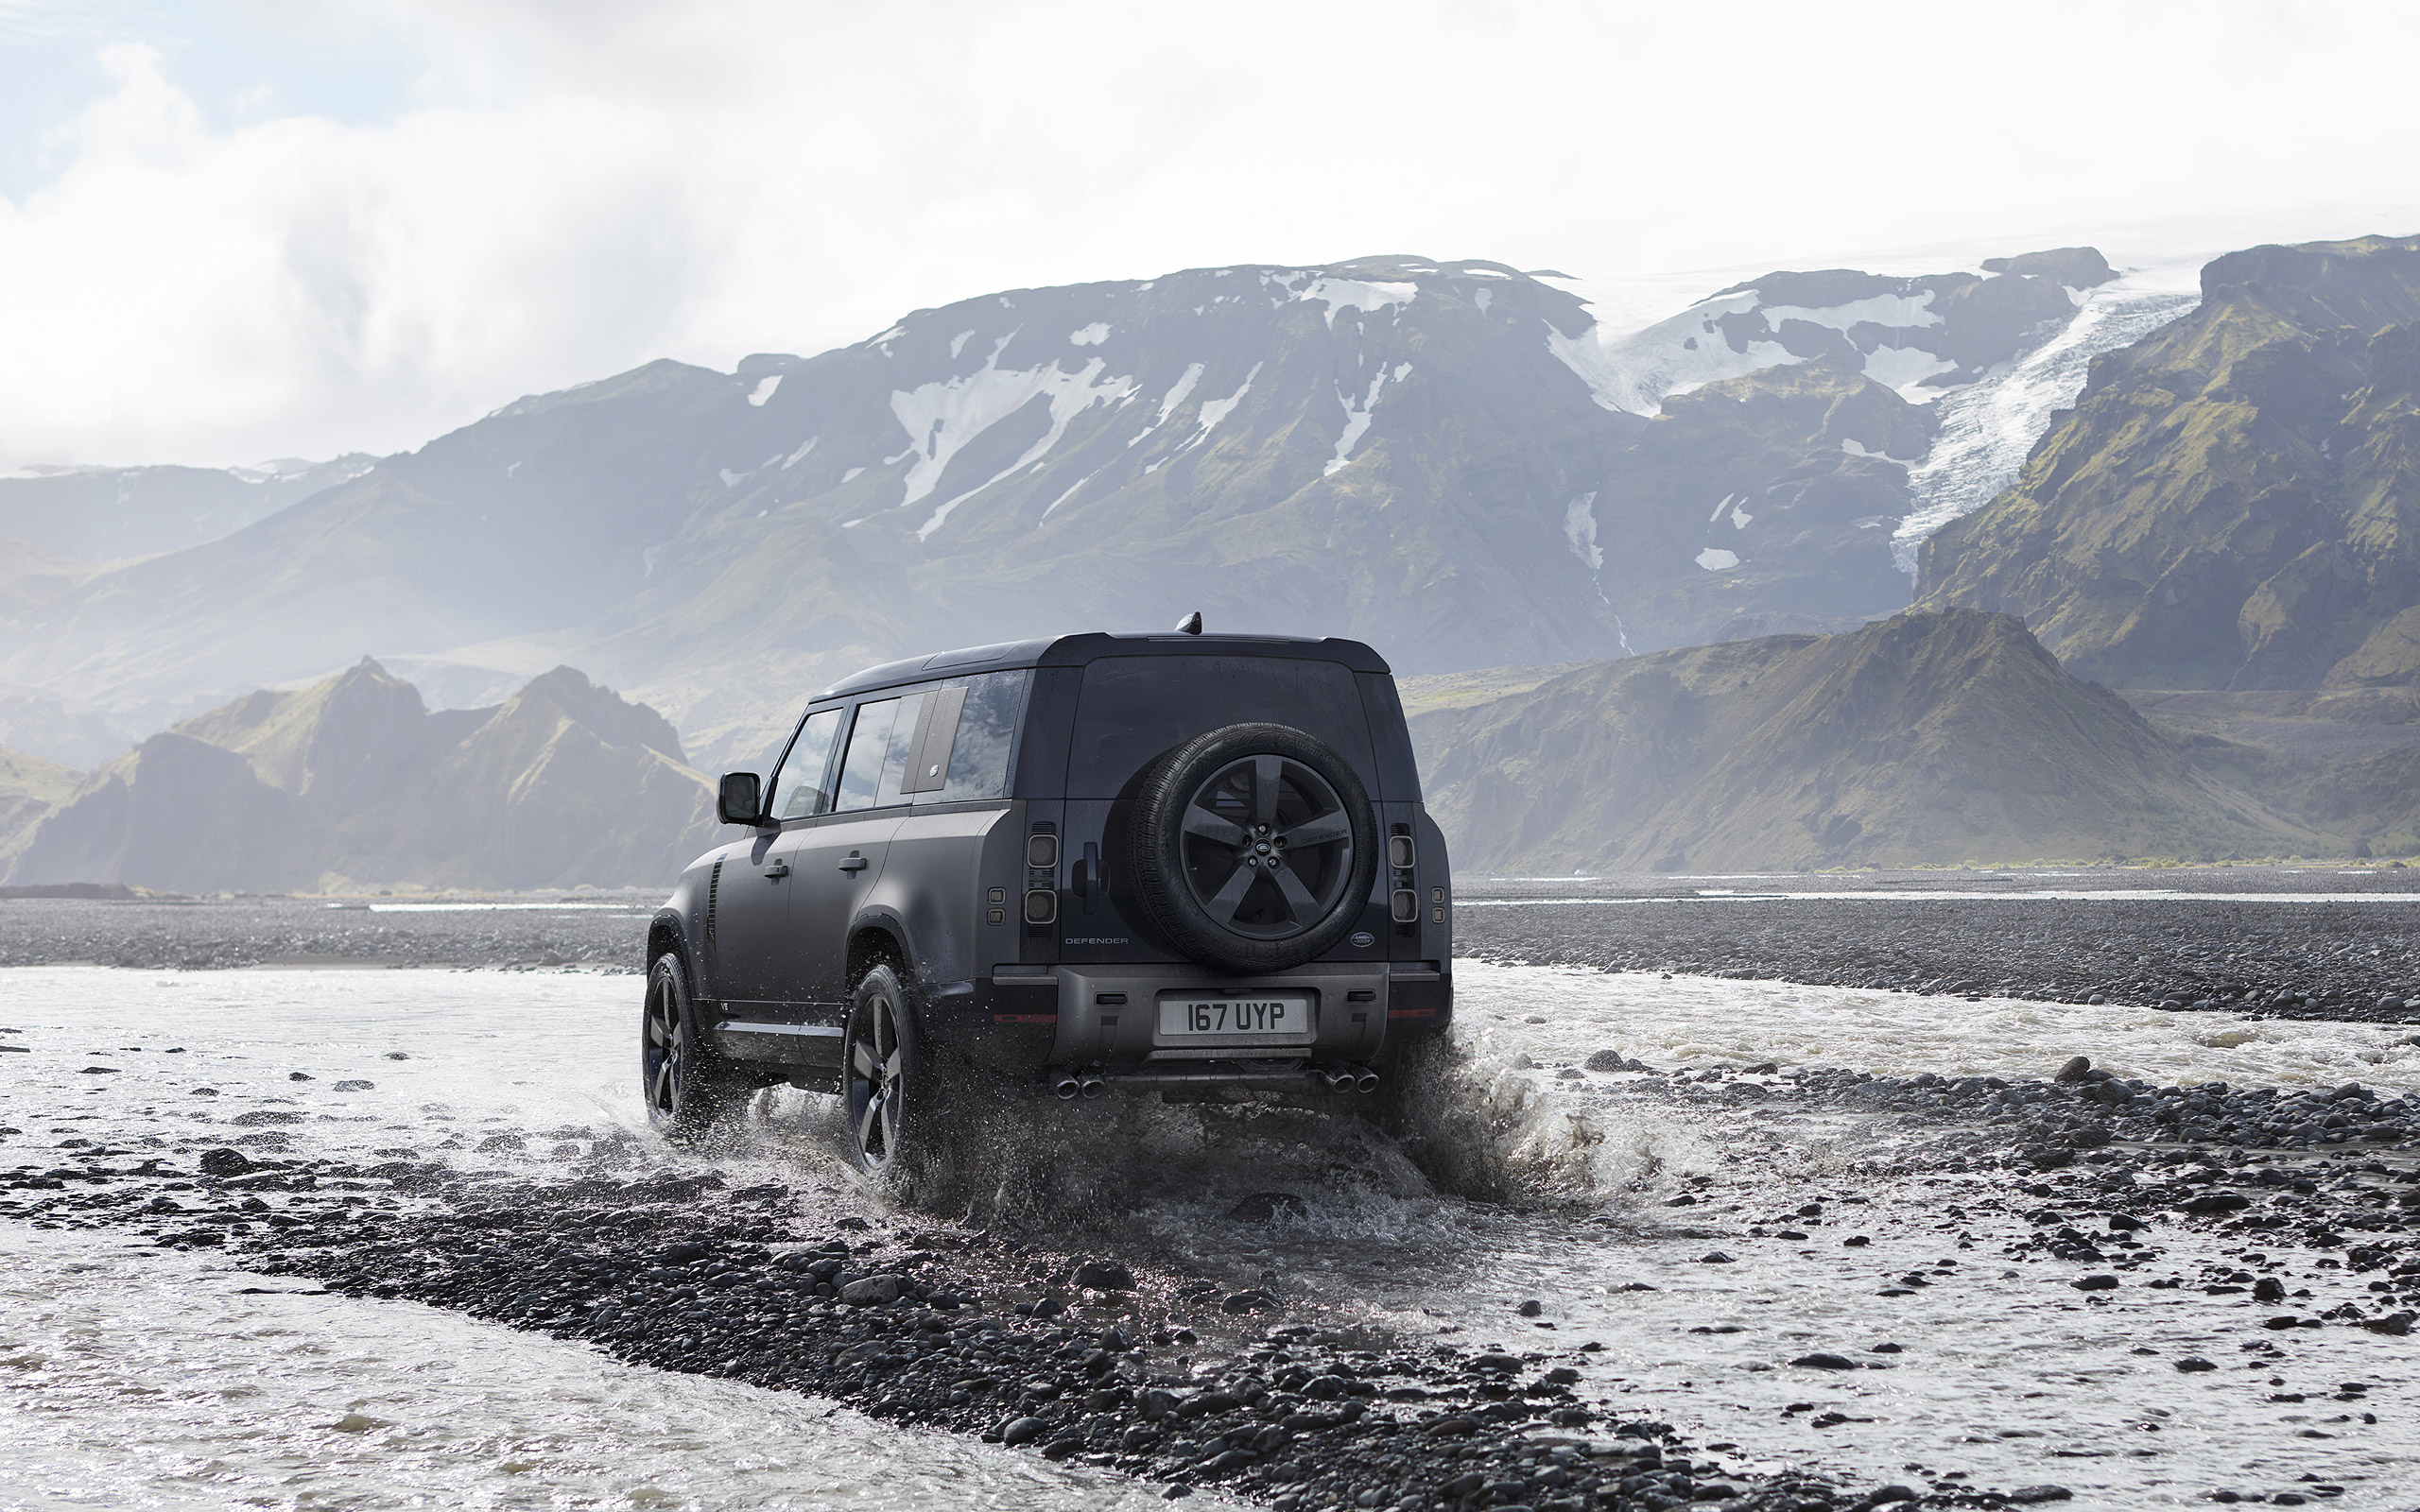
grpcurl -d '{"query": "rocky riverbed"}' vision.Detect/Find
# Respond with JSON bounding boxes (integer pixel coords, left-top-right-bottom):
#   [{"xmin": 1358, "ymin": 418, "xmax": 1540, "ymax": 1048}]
[
  {"xmin": 7, "ymin": 954, "xmax": 2418, "ymax": 1509},
  {"xmin": 1455, "ymin": 868, "xmax": 2420, "ymax": 1022}
]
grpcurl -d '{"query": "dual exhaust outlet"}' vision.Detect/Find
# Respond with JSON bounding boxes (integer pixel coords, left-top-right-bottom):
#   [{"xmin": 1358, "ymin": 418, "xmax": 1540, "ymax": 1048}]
[
  {"xmin": 1049, "ymin": 1064, "xmax": 1379, "ymax": 1099},
  {"xmin": 1051, "ymin": 1072, "xmax": 1108, "ymax": 1101}
]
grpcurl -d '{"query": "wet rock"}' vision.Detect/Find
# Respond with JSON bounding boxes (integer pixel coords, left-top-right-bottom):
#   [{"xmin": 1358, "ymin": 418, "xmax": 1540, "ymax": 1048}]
[
  {"xmin": 333, "ymin": 1079, "xmax": 375, "ymax": 1091},
  {"xmin": 839, "ymin": 1275, "xmax": 903, "ymax": 1306},
  {"xmin": 1074, "ymin": 1260, "xmax": 1136, "ymax": 1291},
  {"xmin": 1582, "ymin": 1049, "xmax": 1629, "ymax": 1072},
  {"xmin": 198, "ymin": 1147, "xmax": 252, "ymax": 1177},
  {"xmin": 1790, "ymin": 1353, "xmax": 1858, "ymax": 1370},
  {"xmin": 1696, "ymin": 1252, "xmax": 1735, "ymax": 1263},
  {"xmin": 2054, "ymin": 1057, "xmax": 2092, "ymax": 1083},
  {"xmin": 1514, "ymin": 1299, "xmax": 1543, "ymax": 1316},
  {"xmin": 2253, "ymin": 1277, "xmax": 2286, "ymax": 1303},
  {"xmin": 2175, "ymin": 1357, "xmax": 2217, "ymax": 1372},
  {"xmin": 2070, "ymin": 1275, "xmax": 2118, "ymax": 1292},
  {"xmin": 287, "ymin": 1072, "xmax": 314, "ymax": 1081},
  {"xmin": 1227, "ymin": 1192, "xmax": 1307, "ymax": 1224},
  {"xmin": 2006, "ymin": 1488, "xmax": 2072, "ymax": 1505},
  {"xmin": 1220, "ymin": 1289, "xmax": 1279, "ymax": 1314},
  {"xmin": 1001, "ymin": 1416, "xmax": 1047, "ymax": 1446}
]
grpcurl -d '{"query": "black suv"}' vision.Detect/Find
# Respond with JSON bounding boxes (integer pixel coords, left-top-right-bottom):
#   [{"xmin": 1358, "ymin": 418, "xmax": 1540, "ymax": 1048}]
[{"xmin": 642, "ymin": 629, "xmax": 1453, "ymax": 1177}]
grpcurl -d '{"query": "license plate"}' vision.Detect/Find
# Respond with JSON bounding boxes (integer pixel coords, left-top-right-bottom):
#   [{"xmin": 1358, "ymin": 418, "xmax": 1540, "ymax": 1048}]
[{"xmin": 1156, "ymin": 993, "xmax": 1313, "ymax": 1040}]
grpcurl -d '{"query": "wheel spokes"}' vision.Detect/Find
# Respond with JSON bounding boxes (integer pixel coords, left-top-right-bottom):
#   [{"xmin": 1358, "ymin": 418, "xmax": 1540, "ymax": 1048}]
[
  {"xmin": 1252, "ymin": 755, "xmax": 1282, "ymax": 828},
  {"xmin": 852, "ymin": 1040, "xmax": 877, "ymax": 1079},
  {"xmin": 1203, "ymin": 861, "xmax": 1258, "ymax": 922},
  {"xmin": 856, "ymin": 1091, "xmax": 883, "ymax": 1149},
  {"xmin": 1183, "ymin": 804, "xmax": 1248, "ymax": 849},
  {"xmin": 1268, "ymin": 860, "xmax": 1318, "ymax": 919},
  {"xmin": 1280, "ymin": 809, "xmax": 1350, "ymax": 849}
]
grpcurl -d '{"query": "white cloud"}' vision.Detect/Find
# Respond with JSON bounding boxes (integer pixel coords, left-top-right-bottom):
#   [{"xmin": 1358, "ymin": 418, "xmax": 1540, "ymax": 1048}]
[{"xmin": 3, "ymin": 0, "xmax": 2420, "ymax": 467}]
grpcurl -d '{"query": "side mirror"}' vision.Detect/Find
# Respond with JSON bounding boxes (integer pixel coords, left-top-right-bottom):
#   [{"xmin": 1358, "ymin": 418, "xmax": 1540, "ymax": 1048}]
[{"xmin": 717, "ymin": 771, "xmax": 764, "ymax": 826}]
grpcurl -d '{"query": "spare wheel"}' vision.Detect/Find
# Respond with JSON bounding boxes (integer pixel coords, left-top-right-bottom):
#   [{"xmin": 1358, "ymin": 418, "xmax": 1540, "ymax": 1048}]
[{"xmin": 1126, "ymin": 722, "xmax": 1378, "ymax": 973}]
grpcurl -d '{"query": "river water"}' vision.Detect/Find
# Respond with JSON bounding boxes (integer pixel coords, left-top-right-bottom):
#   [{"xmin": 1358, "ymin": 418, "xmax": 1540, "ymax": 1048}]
[{"xmin": 3, "ymin": 964, "xmax": 2412, "ymax": 1509}]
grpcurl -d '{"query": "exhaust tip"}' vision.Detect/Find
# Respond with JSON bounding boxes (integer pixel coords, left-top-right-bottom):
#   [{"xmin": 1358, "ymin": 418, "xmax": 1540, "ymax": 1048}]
[
  {"xmin": 1355, "ymin": 1069, "xmax": 1380, "ymax": 1094},
  {"xmin": 1078, "ymin": 1076, "xmax": 1106, "ymax": 1100},
  {"xmin": 1051, "ymin": 1074, "xmax": 1081, "ymax": 1101}
]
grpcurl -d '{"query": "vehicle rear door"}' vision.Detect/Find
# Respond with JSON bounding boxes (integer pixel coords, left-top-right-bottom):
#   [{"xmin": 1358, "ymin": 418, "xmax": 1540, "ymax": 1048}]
[{"xmin": 780, "ymin": 692, "xmax": 923, "ymax": 1016}]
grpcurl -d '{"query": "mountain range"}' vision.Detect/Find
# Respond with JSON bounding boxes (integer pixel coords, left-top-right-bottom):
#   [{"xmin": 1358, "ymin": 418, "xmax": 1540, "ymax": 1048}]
[
  {"xmin": 0, "ymin": 662, "xmax": 713, "ymax": 892},
  {"xmin": 3, "ymin": 232, "xmax": 2416, "ymax": 883},
  {"xmin": 0, "ymin": 245, "xmax": 2170, "ymax": 773},
  {"xmin": 1406, "ymin": 609, "xmax": 2322, "ymax": 872}
]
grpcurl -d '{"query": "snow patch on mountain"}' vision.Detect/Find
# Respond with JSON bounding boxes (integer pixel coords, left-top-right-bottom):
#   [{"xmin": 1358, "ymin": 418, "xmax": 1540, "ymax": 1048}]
[
  {"xmin": 1564, "ymin": 492, "xmax": 1602, "ymax": 570},
  {"xmin": 890, "ymin": 341, "xmax": 1134, "ymax": 512},
  {"xmin": 1069, "ymin": 322, "xmax": 1110, "ymax": 346},
  {"xmin": 908, "ymin": 356, "xmax": 1138, "ymax": 541},
  {"xmin": 949, "ymin": 330, "xmax": 975, "ymax": 359},
  {"xmin": 1324, "ymin": 366, "xmax": 1395, "ymax": 476},
  {"xmin": 746, "ymin": 375, "xmax": 783, "ymax": 406},
  {"xmin": 1764, "ymin": 291, "xmax": 1941, "ymax": 333},
  {"xmin": 1697, "ymin": 547, "xmax": 1740, "ymax": 571},
  {"xmin": 1862, "ymin": 345, "xmax": 1960, "ymax": 402},
  {"xmin": 782, "ymin": 437, "xmax": 819, "ymax": 468},
  {"xmin": 1892, "ymin": 269, "xmax": 2202, "ymax": 572},
  {"xmin": 1189, "ymin": 362, "xmax": 1262, "ymax": 443},
  {"xmin": 1547, "ymin": 293, "xmax": 1804, "ymax": 416},
  {"xmin": 1293, "ymin": 278, "xmax": 1419, "ymax": 328}
]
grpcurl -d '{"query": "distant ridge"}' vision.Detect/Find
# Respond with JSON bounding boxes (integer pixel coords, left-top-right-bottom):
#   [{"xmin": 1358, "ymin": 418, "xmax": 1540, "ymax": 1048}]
[
  {"xmin": 3, "ymin": 661, "xmax": 712, "ymax": 891},
  {"xmin": 1409, "ymin": 609, "xmax": 2320, "ymax": 872}
]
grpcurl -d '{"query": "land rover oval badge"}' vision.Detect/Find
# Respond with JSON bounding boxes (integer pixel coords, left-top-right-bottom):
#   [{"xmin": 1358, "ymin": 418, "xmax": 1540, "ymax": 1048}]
[{"xmin": 1349, "ymin": 931, "xmax": 1375, "ymax": 949}]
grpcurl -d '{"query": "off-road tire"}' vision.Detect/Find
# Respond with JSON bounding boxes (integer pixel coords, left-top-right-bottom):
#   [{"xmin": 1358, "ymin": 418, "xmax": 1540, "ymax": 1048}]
[
  {"xmin": 641, "ymin": 953, "xmax": 753, "ymax": 1142},
  {"xmin": 841, "ymin": 963, "xmax": 940, "ymax": 1186},
  {"xmin": 1127, "ymin": 722, "xmax": 1378, "ymax": 974}
]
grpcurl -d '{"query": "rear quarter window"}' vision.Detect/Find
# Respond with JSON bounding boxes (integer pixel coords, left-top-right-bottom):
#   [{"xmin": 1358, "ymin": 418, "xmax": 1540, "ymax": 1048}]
[{"xmin": 1066, "ymin": 656, "xmax": 1379, "ymax": 799}]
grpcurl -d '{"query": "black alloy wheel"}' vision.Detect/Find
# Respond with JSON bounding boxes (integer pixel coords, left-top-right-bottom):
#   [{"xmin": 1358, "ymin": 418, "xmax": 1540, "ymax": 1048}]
[
  {"xmin": 641, "ymin": 952, "xmax": 740, "ymax": 1140},
  {"xmin": 1129, "ymin": 722, "xmax": 1378, "ymax": 973},
  {"xmin": 842, "ymin": 963, "xmax": 927, "ymax": 1181}
]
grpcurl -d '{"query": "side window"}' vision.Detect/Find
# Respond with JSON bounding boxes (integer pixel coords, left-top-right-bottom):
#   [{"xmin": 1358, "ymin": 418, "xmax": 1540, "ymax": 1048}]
[
  {"xmin": 834, "ymin": 696, "xmax": 921, "ymax": 812},
  {"xmin": 915, "ymin": 668, "xmax": 1029, "ymax": 803},
  {"xmin": 765, "ymin": 707, "xmax": 843, "ymax": 821}
]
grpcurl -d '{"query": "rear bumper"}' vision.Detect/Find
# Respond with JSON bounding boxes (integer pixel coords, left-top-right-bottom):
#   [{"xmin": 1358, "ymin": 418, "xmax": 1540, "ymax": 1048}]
[{"xmin": 1038, "ymin": 959, "xmax": 1449, "ymax": 1071}]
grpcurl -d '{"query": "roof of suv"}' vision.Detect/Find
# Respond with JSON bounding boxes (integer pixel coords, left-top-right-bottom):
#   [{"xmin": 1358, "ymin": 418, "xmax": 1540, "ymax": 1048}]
[{"xmin": 819, "ymin": 632, "xmax": 1393, "ymax": 700}]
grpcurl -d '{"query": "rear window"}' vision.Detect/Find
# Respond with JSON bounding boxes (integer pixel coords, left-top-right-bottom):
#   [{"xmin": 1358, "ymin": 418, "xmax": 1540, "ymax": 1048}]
[{"xmin": 1065, "ymin": 656, "xmax": 1377, "ymax": 798}]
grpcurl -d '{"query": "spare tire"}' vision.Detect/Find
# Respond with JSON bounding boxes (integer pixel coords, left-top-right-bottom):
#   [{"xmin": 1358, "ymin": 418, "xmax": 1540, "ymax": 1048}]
[{"xmin": 1126, "ymin": 722, "xmax": 1378, "ymax": 973}]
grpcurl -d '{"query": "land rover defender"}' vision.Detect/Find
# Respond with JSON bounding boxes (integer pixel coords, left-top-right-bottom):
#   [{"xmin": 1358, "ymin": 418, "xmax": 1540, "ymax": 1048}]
[{"xmin": 641, "ymin": 627, "xmax": 1453, "ymax": 1177}]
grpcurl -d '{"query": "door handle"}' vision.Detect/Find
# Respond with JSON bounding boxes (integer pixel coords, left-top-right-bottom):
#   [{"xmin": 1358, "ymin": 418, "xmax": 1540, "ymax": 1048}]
[
  {"xmin": 764, "ymin": 862, "xmax": 790, "ymax": 879},
  {"xmin": 838, "ymin": 854, "xmax": 869, "ymax": 873}
]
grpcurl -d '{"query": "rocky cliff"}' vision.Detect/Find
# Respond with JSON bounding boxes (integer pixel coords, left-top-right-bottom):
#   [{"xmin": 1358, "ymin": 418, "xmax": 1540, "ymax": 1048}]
[
  {"xmin": 4, "ymin": 661, "xmax": 713, "ymax": 892},
  {"xmin": 1919, "ymin": 235, "xmax": 2420, "ymax": 691},
  {"xmin": 1409, "ymin": 609, "xmax": 2316, "ymax": 872}
]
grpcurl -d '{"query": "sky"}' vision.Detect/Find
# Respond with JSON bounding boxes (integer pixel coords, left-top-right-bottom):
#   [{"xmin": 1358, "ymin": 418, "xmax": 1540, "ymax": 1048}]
[{"xmin": 3, "ymin": 0, "xmax": 2418, "ymax": 471}]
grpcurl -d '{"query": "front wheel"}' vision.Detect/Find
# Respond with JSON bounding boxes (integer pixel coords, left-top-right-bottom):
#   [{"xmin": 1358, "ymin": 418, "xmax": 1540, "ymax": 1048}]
[
  {"xmin": 641, "ymin": 953, "xmax": 751, "ymax": 1141},
  {"xmin": 841, "ymin": 964, "xmax": 936, "ymax": 1183}
]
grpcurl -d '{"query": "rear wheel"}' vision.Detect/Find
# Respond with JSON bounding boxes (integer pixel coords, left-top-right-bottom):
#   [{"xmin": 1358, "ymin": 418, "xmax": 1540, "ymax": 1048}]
[
  {"xmin": 1126, "ymin": 722, "xmax": 1379, "ymax": 973},
  {"xmin": 641, "ymin": 953, "xmax": 752, "ymax": 1141},
  {"xmin": 841, "ymin": 964, "xmax": 936, "ymax": 1183}
]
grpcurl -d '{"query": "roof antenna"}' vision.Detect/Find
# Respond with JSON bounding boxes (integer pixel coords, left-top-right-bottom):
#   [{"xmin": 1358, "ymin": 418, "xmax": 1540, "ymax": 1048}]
[{"xmin": 1174, "ymin": 610, "xmax": 1203, "ymax": 635}]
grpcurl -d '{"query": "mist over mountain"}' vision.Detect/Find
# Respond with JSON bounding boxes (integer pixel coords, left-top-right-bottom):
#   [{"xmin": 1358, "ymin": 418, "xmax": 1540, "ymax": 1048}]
[
  {"xmin": 1408, "ymin": 608, "xmax": 2315, "ymax": 873},
  {"xmin": 0, "ymin": 456, "xmax": 377, "ymax": 562},
  {"xmin": 0, "ymin": 247, "xmax": 2157, "ymax": 772},
  {"xmin": 1, "ymin": 661, "xmax": 713, "ymax": 893}
]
